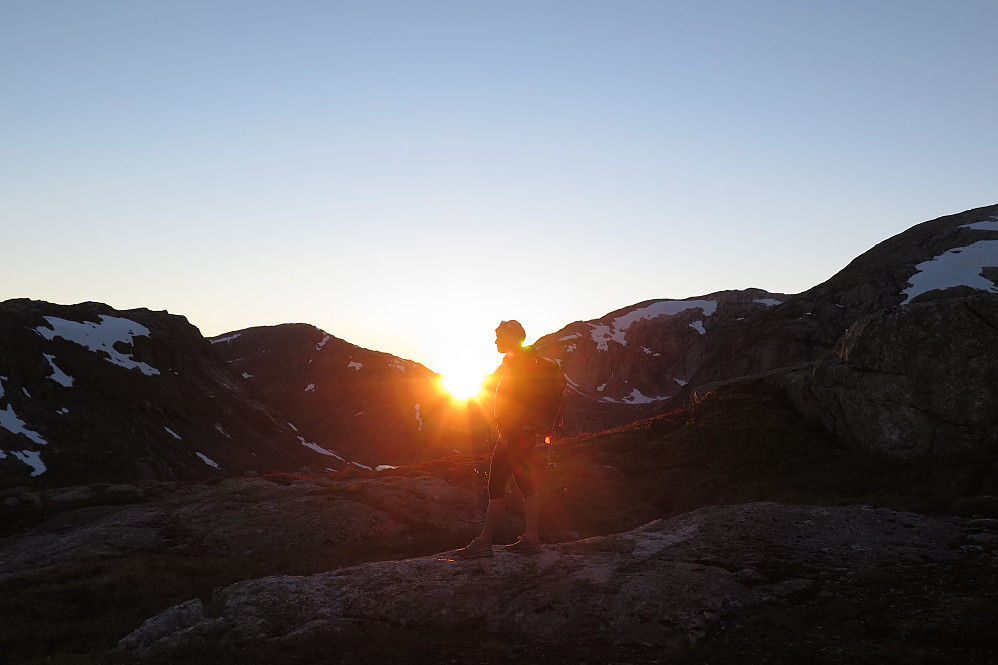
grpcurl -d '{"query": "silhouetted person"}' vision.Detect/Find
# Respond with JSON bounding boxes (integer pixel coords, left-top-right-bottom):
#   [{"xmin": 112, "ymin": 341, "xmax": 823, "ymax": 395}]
[{"xmin": 455, "ymin": 320, "xmax": 544, "ymax": 558}]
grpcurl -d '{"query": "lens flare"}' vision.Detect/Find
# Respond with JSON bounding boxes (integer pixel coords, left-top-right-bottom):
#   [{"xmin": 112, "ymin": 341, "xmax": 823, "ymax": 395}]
[{"xmin": 441, "ymin": 371, "xmax": 486, "ymax": 401}]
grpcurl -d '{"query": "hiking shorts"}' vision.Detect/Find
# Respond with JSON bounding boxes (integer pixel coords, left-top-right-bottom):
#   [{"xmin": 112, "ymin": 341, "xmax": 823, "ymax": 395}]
[{"xmin": 487, "ymin": 429, "xmax": 537, "ymax": 499}]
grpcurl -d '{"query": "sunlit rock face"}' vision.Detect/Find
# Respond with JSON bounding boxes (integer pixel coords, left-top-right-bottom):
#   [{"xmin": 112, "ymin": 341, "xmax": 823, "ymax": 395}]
[
  {"xmin": 114, "ymin": 502, "xmax": 977, "ymax": 657},
  {"xmin": 0, "ymin": 299, "xmax": 328, "ymax": 489},
  {"xmin": 209, "ymin": 324, "xmax": 490, "ymax": 468},
  {"xmin": 786, "ymin": 294, "xmax": 998, "ymax": 457}
]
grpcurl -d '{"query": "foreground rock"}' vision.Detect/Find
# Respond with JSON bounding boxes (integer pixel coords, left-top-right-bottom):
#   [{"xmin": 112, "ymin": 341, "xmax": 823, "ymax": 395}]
[
  {"xmin": 0, "ymin": 474, "xmax": 483, "ymax": 581},
  {"xmin": 115, "ymin": 502, "xmax": 986, "ymax": 657}
]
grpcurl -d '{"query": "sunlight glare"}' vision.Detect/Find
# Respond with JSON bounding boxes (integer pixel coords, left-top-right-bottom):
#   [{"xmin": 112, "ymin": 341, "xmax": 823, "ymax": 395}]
[{"xmin": 442, "ymin": 370, "xmax": 486, "ymax": 401}]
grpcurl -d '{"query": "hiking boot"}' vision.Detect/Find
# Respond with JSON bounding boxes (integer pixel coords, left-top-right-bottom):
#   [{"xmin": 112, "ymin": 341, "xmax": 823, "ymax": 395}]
[
  {"xmin": 504, "ymin": 536, "xmax": 542, "ymax": 554},
  {"xmin": 454, "ymin": 538, "xmax": 493, "ymax": 559}
]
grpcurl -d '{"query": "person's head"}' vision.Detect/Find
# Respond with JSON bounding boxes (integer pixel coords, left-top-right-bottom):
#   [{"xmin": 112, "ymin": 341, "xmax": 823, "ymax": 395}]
[{"xmin": 495, "ymin": 320, "xmax": 526, "ymax": 354}]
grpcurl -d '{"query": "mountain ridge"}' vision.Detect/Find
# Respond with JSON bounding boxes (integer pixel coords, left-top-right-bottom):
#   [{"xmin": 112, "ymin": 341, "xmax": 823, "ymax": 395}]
[{"xmin": 2, "ymin": 203, "xmax": 997, "ymax": 488}]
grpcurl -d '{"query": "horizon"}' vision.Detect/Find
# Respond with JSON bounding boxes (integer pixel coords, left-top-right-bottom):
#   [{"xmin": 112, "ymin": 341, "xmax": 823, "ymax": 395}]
[{"xmin": 3, "ymin": 1, "xmax": 997, "ymax": 382}]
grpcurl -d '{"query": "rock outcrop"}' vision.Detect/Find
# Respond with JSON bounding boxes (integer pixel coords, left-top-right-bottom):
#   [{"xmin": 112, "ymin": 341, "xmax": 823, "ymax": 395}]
[
  {"xmin": 786, "ymin": 294, "xmax": 998, "ymax": 457},
  {"xmin": 115, "ymin": 502, "xmax": 983, "ymax": 657},
  {"xmin": 0, "ymin": 474, "xmax": 484, "ymax": 582}
]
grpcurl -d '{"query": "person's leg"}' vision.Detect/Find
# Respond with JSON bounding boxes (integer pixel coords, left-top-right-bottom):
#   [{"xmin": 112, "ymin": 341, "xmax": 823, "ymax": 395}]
[
  {"xmin": 507, "ymin": 432, "xmax": 541, "ymax": 545},
  {"xmin": 454, "ymin": 440, "xmax": 511, "ymax": 558},
  {"xmin": 522, "ymin": 492, "xmax": 540, "ymax": 542},
  {"xmin": 479, "ymin": 436, "xmax": 513, "ymax": 544},
  {"xmin": 478, "ymin": 497, "xmax": 505, "ymax": 544}
]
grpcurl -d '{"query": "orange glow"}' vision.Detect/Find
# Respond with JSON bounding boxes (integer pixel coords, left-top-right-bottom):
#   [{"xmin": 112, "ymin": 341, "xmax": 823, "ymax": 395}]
[{"xmin": 441, "ymin": 370, "xmax": 486, "ymax": 401}]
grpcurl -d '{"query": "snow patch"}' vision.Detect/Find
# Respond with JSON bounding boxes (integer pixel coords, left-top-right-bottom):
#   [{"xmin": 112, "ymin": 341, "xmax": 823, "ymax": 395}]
[
  {"xmin": 305, "ymin": 383, "xmax": 316, "ymax": 392},
  {"xmin": 565, "ymin": 344, "xmax": 577, "ymax": 352},
  {"xmin": 195, "ymin": 452, "xmax": 220, "ymax": 469},
  {"xmin": 901, "ymin": 222, "xmax": 998, "ymax": 304},
  {"xmin": 559, "ymin": 333, "xmax": 581, "ymax": 341},
  {"xmin": 35, "ymin": 315, "xmax": 160, "ymax": 376},
  {"xmin": 590, "ymin": 299, "xmax": 718, "ymax": 351},
  {"xmin": 164, "ymin": 427, "xmax": 182, "ymax": 440},
  {"xmin": 57, "ymin": 408, "xmax": 69, "ymax": 415},
  {"xmin": 43, "ymin": 354, "xmax": 74, "ymax": 387},
  {"xmin": 12, "ymin": 449, "xmax": 46, "ymax": 476},
  {"xmin": 622, "ymin": 388, "xmax": 668, "ymax": 404},
  {"xmin": 966, "ymin": 218, "xmax": 998, "ymax": 232},
  {"xmin": 754, "ymin": 298, "xmax": 782, "ymax": 307},
  {"xmin": 351, "ymin": 461, "xmax": 373, "ymax": 471},
  {"xmin": 601, "ymin": 388, "xmax": 671, "ymax": 404},
  {"xmin": 348, "ymin": 361, "xmax": 363, "ymax": 371},
  {"xmin": 210, "ymin": 333, "xmax": 241, "ymax": 344},
  {"xmin": 414, "ymin": 404, "xmax": 423, "ymax": 431},
  {"xmin": 376, "ymin": 465, "xmax": 397, "ymax": 471},
  {"xmin": 241, "ymin": 372, "xmax": 254, "ymax": 379},
  {"xmin": 689, "ymin": 320, "xmax": 706, "ymax": 335},
  {"xmin": 316, "ymin": 334, "xmax": 331, "ymax": 351},
  {"xmin": 0, "ymin": 378, "xmax": 47, "ymax": 445},
  {"xmin": 675, "ymin": 378, "xmax": 688, "ymax": 387},
  {"xmin": 299, "ymin": 437, "xmax": 345, "ymax": 461}
]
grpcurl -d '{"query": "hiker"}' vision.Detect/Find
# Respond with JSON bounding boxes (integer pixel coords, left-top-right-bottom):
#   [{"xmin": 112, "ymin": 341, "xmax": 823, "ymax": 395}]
[{"xmin": 455, "ymin": 320, "xmax": 561, "ymax": 559}]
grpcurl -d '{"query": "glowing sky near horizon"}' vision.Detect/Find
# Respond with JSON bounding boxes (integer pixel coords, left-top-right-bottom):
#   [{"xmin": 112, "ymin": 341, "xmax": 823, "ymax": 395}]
[{"xmin": 2, "ymin": 1, "xmax": 997, "ymax": 381}]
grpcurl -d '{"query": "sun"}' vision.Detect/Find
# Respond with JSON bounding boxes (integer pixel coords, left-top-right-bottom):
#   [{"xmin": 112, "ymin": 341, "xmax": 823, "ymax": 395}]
[{"xmin": 441, "ymin": 371, "xmax": 486, "ymax": 401}]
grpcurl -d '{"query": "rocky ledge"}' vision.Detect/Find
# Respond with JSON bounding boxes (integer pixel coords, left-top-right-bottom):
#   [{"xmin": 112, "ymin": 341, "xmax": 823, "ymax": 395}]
[{"xmin": 115, "ymin": 502, "xmax": 995, "ymax": 659}]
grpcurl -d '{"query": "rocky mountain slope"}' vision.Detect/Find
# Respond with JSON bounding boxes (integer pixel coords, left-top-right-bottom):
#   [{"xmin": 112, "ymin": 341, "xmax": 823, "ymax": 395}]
[
  {"xmin": 0, "ymin": 301, "xmax": 393, "ymax": 489},
  {"xmin": 535, "ymin": 288, "xmax": 789, "ymax": 434},
  {"xmin": 2, "ymin": 204, "xmax": 996, "ymax": 489},
  {"xmin": 688, "ymin": 203, "xmax": 998, "ymax": 387},
  {"xmin": 539, "ymin": 204, "xmax": 998, "ymax": 436},
  {"xmin": 209, "ymin": 324, "xmax": 489, "ymax": 468}
]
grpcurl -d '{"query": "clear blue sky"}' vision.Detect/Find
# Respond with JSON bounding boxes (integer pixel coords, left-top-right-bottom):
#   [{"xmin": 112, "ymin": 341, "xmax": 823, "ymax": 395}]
[{"xmin": 3, "ymin": 1, "xmax": 997, "ymax": 381}]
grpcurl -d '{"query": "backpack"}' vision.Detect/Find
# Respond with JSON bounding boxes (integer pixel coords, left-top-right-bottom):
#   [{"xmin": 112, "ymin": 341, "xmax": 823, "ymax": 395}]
[{"xmin": 521, "ymin": 356, "xmax": 566, "ymax": 438}]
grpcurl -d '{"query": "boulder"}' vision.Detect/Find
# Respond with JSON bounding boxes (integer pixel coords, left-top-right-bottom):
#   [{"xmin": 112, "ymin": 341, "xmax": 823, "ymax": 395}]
[{"xmin": 787, "ymin": 295, "xmax": 998, "ymax": 457}]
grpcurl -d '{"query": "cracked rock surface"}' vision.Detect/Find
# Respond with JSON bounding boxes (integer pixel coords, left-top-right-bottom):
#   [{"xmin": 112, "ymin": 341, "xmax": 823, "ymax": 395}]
[{"xmin": 115, "ymin": 502, "xmax": 982, "ymax": 657}]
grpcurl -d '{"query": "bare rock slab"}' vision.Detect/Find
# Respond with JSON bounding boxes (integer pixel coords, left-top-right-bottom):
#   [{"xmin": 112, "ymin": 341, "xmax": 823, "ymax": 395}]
[{"xmin": 116, "ymin": 502, "xmax": 977, "ymax": 656}]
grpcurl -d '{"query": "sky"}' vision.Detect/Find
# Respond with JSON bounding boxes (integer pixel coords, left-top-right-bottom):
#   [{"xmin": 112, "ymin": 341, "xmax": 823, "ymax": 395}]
[{"xmin": 3, "ymin": 1, "xmax": 997, "ymax": 383}]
